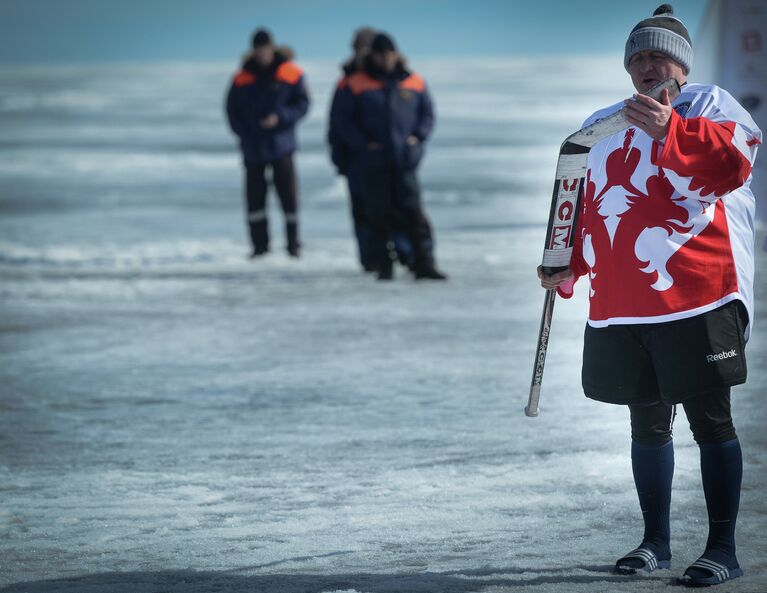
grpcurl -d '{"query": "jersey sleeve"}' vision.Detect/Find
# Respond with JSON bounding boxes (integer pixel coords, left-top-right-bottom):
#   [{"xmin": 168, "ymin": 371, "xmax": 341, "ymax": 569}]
[{"xmin": 654, "ymin": 90, "xmax": 762, "ymax": 200}]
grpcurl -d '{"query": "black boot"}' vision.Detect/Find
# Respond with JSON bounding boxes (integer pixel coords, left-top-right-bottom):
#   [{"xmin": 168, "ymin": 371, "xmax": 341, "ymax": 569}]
[
  {"xmin": 376, "ymin": 259, "xmax": 394, "ymax": 281},
  {"xmin": 286, "ymin": 217, "xmax": 300, "ymax": 258},
  {"xmin": 411, "ymin": 234, "xmax": 446, "ymax": 280},
  {"xmin": 415, "ymin": 264, "xmax": 447, "ymax": 280}
]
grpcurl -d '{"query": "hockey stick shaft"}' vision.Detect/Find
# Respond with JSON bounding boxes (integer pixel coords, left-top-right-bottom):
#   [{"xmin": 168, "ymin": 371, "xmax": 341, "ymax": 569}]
[
  {"xmin": 525, "ymin": 285, "xmax": 556, "ymax": 417},
  {"xmin": 526, "ymin": 176, "xmax": 583, "ymax": 418}
]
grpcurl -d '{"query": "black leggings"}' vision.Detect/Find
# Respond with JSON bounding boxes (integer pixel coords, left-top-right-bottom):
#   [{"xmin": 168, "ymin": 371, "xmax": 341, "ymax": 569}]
[{"xmin": 630, "ymin": 387, "xmax": 737, "ymax": 446}]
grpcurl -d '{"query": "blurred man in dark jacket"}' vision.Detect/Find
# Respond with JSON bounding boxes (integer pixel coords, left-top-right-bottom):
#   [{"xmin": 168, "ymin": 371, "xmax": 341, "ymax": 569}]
[
  {"xmin": 331, "ymin": 32, "xmax": 446, "ymax": 280},
  {"xmin": 329, "ymin": 28, "xmax": 427, "ymax": 274},
  {"xmin": 328, "ymin": 27, "xmax": 378, "ymax": 271},
  {"xmin": 226, "ymin": 29, "xmax": 310, "ymax": 257}
]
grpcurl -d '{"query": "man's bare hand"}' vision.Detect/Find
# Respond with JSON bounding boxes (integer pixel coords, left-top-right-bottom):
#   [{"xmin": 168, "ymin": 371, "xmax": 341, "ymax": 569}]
[
  {"xmin": 537, "ymin": 265, "xmax": 574, "ymax": 290},
  {"xmin": 260, "ymin": 113, "xmax": 279, "ymax": 129},
  {"xmin": 624, "ymin": 88, "xmax": 673, "ymax": 141},
  {"xmin": 406, "ymin": 135, "xmax": 419, "ymax": 145}
]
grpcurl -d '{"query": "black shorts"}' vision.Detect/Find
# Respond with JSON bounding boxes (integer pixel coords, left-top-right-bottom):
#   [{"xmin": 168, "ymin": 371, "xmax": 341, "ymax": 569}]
[{"xmin": 582, "ymin": 301, "xmax": 748, "ymax": 406}]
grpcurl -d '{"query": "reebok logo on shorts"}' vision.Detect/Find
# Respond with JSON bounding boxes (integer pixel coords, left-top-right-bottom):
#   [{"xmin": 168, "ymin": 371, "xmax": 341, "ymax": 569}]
[{"xmin": 706, "ymin": 349, "xmax": 738, "ymax": 363}]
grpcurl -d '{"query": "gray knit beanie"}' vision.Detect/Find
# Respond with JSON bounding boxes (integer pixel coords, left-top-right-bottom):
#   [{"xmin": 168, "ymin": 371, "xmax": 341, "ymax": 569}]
[{"xmin": 624, "ymin": 4, "xmax": 693, "ymax": 74}]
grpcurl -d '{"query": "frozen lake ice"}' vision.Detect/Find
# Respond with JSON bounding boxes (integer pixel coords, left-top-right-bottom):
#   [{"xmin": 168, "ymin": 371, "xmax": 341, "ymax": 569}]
[{"xmin": 1, "ymin": 58, "xmax": 765, "ymax": 592}]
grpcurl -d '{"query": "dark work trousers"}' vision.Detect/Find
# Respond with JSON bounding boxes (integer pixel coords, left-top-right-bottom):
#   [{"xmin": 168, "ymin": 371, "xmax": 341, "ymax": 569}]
[
  {"xmin": 362, "ymin": 164, "xmax": 435, "ymax": 273},
  {"xmin": 346, "ymin": 175, "xmax": 374, "ymax": 270},
  {"xmin": 348, "ymin": 177, "xmax": 421, "ymax": 272},
  {"xmin": 244, "ymin": 153, "xmax": 299, "ymax": 253}
]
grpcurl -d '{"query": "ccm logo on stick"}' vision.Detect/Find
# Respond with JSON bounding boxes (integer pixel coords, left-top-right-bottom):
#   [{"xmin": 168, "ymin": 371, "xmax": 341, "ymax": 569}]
[
  {"xmin": 549, "ymin": 225, "xmax": 572, "ymax": 249},
  {"xmin": 706, "ymin": 349, "xmax": 738, "ymax": 363},
  {"xmin": 561, "ymin": 178, "xmax": 579, "ymax": 192},
  {"xmin": 557, "ymin": 200, "xmax": 574, "ymax": 223}
]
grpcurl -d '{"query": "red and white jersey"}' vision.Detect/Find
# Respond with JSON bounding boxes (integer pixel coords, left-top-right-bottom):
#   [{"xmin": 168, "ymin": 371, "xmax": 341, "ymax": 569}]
[{"xmin": 561, "ymin": 84, "xmax": 762, "ymax": 338}]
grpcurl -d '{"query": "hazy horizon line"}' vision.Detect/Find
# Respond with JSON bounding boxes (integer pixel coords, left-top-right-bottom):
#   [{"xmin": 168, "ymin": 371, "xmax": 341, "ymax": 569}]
[{"xmin": 0, "ymin": 52, "xmax": 625, "ymax": 69}]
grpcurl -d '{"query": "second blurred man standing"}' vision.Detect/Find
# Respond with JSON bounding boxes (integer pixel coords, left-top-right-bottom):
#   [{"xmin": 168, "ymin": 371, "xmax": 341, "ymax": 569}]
[
  {"xmin": 331, "ymin": 32, "xmax": 447, "ymax": 280},
  {"xmin": 329, "ymin": 27, "xmax": 378, "ymax": 271}
]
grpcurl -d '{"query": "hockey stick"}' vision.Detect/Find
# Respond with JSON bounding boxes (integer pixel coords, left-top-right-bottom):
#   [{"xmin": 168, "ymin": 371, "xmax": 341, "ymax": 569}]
[{"xmin": 525, "ymin": 78, "xmax": 681, "ymax": 417}]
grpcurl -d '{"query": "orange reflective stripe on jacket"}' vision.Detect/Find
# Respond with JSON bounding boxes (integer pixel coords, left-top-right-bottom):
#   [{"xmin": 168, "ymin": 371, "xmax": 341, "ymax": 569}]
[
  {"xmin": 233, "ymin": 70, "xmax": 257, "ymax": 87},
  {"xmin": 400, "ymin": 74, "xmax": 425, "ymax": 93},
  {"xmin": 275, "ymin": 62, "xmax": 304, "ymax": 85},
  {"xmin": 345, "ymin": 72, "xmax": 385, "ymax": 95},
  {"xmin": 345, "ymin": 71, "xmax": 425, "ymax": 95}
]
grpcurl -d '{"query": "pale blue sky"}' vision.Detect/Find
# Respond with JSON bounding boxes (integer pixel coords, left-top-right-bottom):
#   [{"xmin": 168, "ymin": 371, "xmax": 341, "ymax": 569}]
[{"xmin": 0, "ymin": 0, "xmax": 708, "ymax": 63}]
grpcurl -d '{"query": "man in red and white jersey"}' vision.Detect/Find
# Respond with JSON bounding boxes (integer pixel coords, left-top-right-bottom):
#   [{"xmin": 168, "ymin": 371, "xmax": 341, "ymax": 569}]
[{"xmin": 539, "ymin": 3, "xmax": 761, "ymax": 587}]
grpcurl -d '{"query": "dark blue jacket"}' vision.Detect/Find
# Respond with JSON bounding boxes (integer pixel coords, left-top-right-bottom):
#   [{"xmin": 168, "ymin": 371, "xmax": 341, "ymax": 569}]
[
  {"xmin": 327, "ymin": 60, "xmax": 358, "ymax": 174},
  {"xmin": 329, "ymin": 59, "xmax": 434, "ymax": 172},
  {"xmin": 226, "ymin": 50, "xmax": 310, "ymax": 164}
]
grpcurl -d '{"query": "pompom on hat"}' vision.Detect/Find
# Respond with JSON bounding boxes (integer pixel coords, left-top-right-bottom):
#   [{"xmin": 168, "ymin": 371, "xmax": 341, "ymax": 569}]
[{"xmin": 624, "ymin": 4, "xmax": 692, "ymax": 74}]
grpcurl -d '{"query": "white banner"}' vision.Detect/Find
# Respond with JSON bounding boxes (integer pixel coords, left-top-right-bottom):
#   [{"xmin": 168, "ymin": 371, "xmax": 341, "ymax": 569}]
[{"xmin": 696, "ymin": 0, "xmax": 767, "ymax": 223}]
